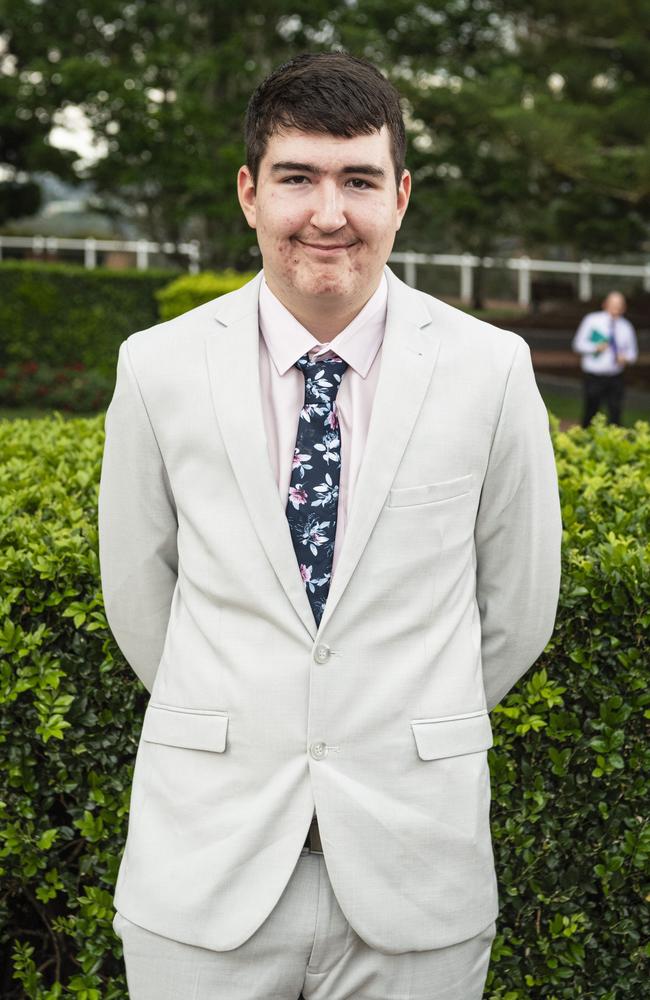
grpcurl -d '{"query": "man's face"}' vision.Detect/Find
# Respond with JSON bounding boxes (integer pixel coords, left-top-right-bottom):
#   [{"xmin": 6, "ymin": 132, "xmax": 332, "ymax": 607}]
[
  {"xmin": 604, "ymin": 293, "xmax": 626, "ymax": 317},
  {"xmin": 237, "ymin": 126, "xmax": 410, "ymax": 310}
]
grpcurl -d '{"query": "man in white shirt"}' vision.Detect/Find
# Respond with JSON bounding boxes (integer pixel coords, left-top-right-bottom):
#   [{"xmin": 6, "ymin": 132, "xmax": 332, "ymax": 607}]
[{"xmin": 572, "ymin": 291, "xmax": 638, "ymax": 427}]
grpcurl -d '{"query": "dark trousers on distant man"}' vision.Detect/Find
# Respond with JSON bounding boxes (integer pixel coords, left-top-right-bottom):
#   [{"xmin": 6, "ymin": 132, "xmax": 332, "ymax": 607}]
[{"xmin": 581, "ymin": 371, "xmax": 625, "ymax": 427}]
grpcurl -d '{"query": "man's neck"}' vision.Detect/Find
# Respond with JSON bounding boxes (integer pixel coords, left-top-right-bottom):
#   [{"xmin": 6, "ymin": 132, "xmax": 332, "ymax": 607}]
[{"xmin": 264, "ymin": 276, "xmax": 382, "ymax": 343}]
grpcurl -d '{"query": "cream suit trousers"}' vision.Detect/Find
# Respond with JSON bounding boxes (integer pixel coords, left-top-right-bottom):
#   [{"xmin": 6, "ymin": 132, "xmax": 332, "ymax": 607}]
[{"xmin": 112, "ymin": 848, "xmax": 496, "ymax": 1000}]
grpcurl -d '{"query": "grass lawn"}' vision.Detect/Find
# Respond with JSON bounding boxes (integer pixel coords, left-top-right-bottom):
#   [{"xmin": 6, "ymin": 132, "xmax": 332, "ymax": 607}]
[{"xmin": 539, "ymin": 388, "xmax": 650, "ymax": 428}]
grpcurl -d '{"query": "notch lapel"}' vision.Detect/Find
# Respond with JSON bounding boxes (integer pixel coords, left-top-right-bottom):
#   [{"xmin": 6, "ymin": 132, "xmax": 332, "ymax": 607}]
[{"xmin": 315, "ymin": 269, "xmax": 441, "ymax": 637}]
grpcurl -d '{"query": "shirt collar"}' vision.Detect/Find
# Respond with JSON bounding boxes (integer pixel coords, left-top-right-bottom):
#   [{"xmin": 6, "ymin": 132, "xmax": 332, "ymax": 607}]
[{"xmin": 259, "ymin": 271, "xmax": 387, "ymax": 378}]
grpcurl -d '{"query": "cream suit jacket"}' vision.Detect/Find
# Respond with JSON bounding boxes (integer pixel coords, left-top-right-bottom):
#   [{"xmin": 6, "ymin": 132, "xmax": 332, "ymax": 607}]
[{"xmin": 98, "ymin": 265, "xmax": 562, "ymax": 955}]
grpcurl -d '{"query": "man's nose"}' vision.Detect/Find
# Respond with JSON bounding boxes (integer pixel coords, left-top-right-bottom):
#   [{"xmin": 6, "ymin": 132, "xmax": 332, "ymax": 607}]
[{"xmin": 309, "ymin": 181, "xmax": 347, "ymax": 232}]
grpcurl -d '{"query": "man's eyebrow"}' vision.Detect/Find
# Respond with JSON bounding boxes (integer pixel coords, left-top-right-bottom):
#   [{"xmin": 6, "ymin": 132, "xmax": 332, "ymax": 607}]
[
  {"xmin": 270, "ymin": 161, "xmax": 386, "ymax": 178},
  {"xmin": 341, "ymin": 164, "xmax": 386, "ymax": 178}
]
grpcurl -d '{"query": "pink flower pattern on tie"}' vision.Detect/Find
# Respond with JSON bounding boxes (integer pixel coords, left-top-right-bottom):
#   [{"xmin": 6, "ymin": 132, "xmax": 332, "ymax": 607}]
[{"xmin": 285, "ymin": 353, "xmax": 349, "ymax": 625}]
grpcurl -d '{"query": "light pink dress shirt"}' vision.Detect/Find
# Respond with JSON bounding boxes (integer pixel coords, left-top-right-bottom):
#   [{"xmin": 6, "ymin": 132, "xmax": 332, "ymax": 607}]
[{"xmin": 258, "ymin": 271, "xmax": 388, "ymax": 580}]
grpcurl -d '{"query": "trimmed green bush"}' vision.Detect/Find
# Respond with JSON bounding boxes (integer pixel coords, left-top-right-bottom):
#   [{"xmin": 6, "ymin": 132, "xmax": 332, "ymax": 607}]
[
  {"xmin": 0, "ymin": 411, "xmax": 139, "ymax": 999},
  {"xmin": 155, "ymin": 269, "xmax": 257, "ymax": 321},
  {"xmin": 0, "ymin": 261, "xmax": 179, "ymax": 380},
  {"xmin": 485, "ymin": 413, "xmax": 650, "ymax": 998},
  {"xmin": 0, "ymin": 411, "xmax": 648, "ymax": 998},
  {"xmin": 0, "ymin": 262, "xmax": 256, "ymax": 413},
  {"xmin": 0, "ymin": 362, "xmax": 114, "ymax": 413}
]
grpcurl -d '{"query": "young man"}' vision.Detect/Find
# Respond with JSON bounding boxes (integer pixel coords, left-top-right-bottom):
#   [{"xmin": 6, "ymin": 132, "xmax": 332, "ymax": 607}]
[
  {"xmin": 99, "ymin": 52, "xmax": 562, "ymax": 1000},
  {"xmin": 572, "ymin": 291, "xmax": 639, "ymax": 427}
]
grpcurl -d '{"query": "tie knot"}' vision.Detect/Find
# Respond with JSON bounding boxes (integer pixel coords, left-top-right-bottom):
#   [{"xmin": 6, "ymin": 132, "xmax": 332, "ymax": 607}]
[{"xmin": 294, "ymin": 353, "xmax": 349, "ymax": 405}]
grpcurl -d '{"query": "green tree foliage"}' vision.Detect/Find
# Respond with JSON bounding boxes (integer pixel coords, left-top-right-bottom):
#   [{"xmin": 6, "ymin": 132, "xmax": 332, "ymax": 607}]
[
  {"xmin": 487, "ymin": 1, "xmax": 650, "ymax": 254},
  {"xmin": 334, "ymin": 4, "xmax": 546, "ymax": 263},
  {"xmin": 0, "ymin": 178, "xmax": 40, "ymax": 226},
  {"xmin": 0, "ymin": 16, "xmax": 75, "ymax": 225},
  {"xmin": 333, "ymin": 2, "xmax": 650, "ymax": 267},
  {"xmin": 2, "ymin": 2, "xmax": 649, "ymax": 274},
  {"xmin": 1, "ymin": 0, "xmax": 334, "ymax": 265}
]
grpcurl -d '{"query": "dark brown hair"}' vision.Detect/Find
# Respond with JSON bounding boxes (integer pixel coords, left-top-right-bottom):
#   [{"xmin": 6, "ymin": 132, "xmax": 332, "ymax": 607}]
[{"xmin": 244, "ymin": 52, "xmax": 407, "ymax": 187}]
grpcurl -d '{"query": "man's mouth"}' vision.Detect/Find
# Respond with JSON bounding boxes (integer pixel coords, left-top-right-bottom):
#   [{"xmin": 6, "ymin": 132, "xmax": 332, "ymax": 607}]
[{"xmin": 295, "ymin": 239, "xmax": 359, "ymax": 254}]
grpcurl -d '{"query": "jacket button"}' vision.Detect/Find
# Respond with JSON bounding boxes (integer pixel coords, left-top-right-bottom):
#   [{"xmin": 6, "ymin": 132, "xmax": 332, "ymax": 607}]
[
  {"xmin": 310, "ymin": 741, "xmax": 327, "ymax": 760},
  {"xmin": 314, "ymin": 644, "xmax": 331, "ymax": 663}
]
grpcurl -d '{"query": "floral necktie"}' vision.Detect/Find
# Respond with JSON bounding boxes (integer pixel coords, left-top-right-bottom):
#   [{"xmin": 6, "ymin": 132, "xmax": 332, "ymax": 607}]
[{"xmin": 285, "ymin": 353, "xmax": 349, "ymax": 626}]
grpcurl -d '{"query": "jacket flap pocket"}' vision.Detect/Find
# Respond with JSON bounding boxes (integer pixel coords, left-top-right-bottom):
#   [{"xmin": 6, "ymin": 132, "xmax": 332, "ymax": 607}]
[
  {"xmin": 388, "ymin": 473, "xmax": 473, "ymax": 508},
  {"xmin": 142, "ymin": 703, "xmax": 229, "ymax": 752},
  {"xmin": 411, "ymin": 711, "xmax": 493, "ymax": 760}
]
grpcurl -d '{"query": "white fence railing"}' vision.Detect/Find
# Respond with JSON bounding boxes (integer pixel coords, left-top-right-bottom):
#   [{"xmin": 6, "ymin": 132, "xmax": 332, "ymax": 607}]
[
  {"xmin": 389, "ymin": 251, "xmax": 650, "ymax": 306},
  {"xmin": 2, "ymin": 236, "xmax": 648, "ymax": 305},
  {"xmin": 0, "ymin": 235, "xmax": 201, "ymax": 273}
]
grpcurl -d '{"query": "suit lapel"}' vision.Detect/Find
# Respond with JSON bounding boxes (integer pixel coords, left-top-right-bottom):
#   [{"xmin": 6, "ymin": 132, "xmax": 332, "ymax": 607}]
[
  {"xmin": 315, "ymin": 269, "xmax": 440, "ymax": 636},
  {"xmin": 205, "ymin": 272, "xmax": 318, "ymax": 639},
  {"xmin": 204, "ymin": 267, "xmax": 441, "ymax": 641}
]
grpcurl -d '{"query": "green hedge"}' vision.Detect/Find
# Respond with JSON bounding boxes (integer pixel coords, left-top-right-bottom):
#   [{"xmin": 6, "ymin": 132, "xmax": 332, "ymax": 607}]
[
  {"xmin": 0, "ymin": 412, "xmax": 648, "ymax": 999},
  {"xmin": 0, "ymin": 261, "xmax": 178, "ymax": 380},
  {"xmin": 0, "ymin": 362, "xmax": 114, "ymax": 413},
  {"xmin": 0, "ymin": 262, "xmax": 257, "ymax": 411},
  {"xmin": 155, "ymin": 269, "xmax": 257, "ymax": 321}
]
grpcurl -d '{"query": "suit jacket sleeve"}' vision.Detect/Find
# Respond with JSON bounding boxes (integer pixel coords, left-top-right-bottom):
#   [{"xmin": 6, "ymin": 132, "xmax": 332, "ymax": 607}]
[
  {"xmin": 98, "ymin": 338, "xmax": 179, "ymax": 693},
  {"xmin": 474, "ymin": 338, "xmax": 562, "ymax": 712}
]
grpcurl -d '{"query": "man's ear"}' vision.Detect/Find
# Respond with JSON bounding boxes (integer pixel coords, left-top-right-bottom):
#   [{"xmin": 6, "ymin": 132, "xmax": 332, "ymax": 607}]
[
  {"xmin": 395, "ymin": 169, "xmax": 411, "ymax": 231},
  {"xmin": 237, "ymin": 165, "xmax": 257, "ymax": 228}
]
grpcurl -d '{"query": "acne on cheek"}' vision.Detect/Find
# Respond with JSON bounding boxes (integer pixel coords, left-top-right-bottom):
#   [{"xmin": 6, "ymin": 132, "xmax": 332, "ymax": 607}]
[
  {"xmin": 287, "ymin": 236, "xmax": 301, "ymax": 263},
  {"xmin": 274, "ymin": 242, "xmax": 300, "ymax": 266}
]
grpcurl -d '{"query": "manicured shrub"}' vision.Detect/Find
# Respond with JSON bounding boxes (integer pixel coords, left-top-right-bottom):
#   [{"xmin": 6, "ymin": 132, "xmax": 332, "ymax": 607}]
[
  {"xmin": 0, "ymin": 411, "xmax": 648, "ymax": 998},
  {"xmin": 0, "ymin": 362, "xmax": 114, "ymax": 413},
  {"xmin": 484, "ymin": 413, "xmax": 649, "ymax": 999},
  {"xmin": 0, "ymin": 411, "xmax": 140, "ymax": 999},
  {"xmin": 0, "ymin": 261, "xmax": 178, "ymax": 380},
  {"xmin": 155, "ymin": 268, "xmax": 257, "ymax": 321},
  {"xmin": 0, "ymin": 262, "xmax": 256, "ymax": 415}
]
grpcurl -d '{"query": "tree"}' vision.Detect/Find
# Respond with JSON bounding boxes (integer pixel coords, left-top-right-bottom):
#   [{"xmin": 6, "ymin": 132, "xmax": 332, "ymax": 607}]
[
  {"xmin": 332, "ymin": 3, "xmax": 554, "ymax": 304},
  {"xmin": 0, "ymin": 29, "xmax": 75, "ymax": 225},
  {"xmin": 3, "ymin": 1, "xmax": 649, "ymax": 281},
  {"xmin": 334, "ymin": 1, "xmax": 650, "ymax": 300},
  {"xmin": 1, "ymin": 0, "xmax": 335, "ymax": 266},
  {"xmin": 486, "ymin": 1, "xmax": 650, "ymax": 255}
]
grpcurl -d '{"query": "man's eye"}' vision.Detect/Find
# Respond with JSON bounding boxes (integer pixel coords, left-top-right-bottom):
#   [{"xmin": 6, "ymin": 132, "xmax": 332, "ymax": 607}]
[
  {"xmin": 347, "ymin": 178, "xmax": 372, "ymax": 189},
  {"xmin": 283, "ymin": 175, "xmax": 309, "ymax": 185}
]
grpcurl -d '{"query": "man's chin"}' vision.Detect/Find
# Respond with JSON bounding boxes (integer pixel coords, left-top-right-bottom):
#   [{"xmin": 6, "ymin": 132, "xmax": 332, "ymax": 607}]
[{"xmin": 294, "ymin": 266, "xmax": 358, "ymax": 300}]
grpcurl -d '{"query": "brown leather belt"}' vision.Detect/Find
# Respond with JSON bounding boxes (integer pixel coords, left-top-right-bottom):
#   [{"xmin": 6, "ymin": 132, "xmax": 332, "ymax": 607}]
[{"xmin": 303, "ymin": 813, "xmax": 323, "ymax": 854}]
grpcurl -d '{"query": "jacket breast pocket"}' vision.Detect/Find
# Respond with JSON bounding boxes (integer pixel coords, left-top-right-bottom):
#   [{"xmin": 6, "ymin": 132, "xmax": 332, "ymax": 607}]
[
  {"xmin": 141, "ymin": 702, "xmax": 229, "ymax": 753},
  {"xmin": 388, "ymin": 473, "xmax": 474, "ymax": 509},
  {"xmin": 411, "ymin": 710, "xmax": 493, "ymax": 760}
]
